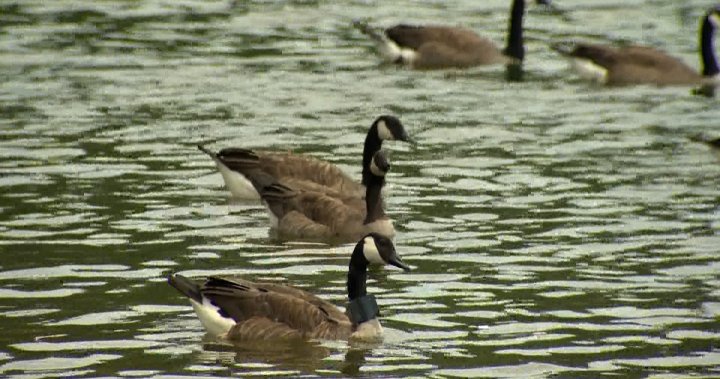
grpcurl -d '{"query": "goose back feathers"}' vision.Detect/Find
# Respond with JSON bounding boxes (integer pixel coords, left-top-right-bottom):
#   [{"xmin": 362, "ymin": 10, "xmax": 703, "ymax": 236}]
[{"xmin": 168, "ymin": 234, "xmax": 411, "ymax": 341}]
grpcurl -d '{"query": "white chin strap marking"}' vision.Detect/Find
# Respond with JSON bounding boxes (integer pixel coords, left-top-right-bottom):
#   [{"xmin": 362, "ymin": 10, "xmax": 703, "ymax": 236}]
[
  {"xmin": 362, "ymin": 236, "xmax": 385, "ymax": 264},
  {"xmin": 369, "ymin": 158, "xmax": 386, "ymax": 177},
  {"xmin": 377, "ymin": 120, "xmax": 394, "ymax": 140}
]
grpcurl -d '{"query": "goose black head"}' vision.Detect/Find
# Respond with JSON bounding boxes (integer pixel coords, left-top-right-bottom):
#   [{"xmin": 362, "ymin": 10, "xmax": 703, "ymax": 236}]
[
  {"xmin": 374, "ymin": 115, "xmax": 412, "ymax": 143},
  {"xmin": 360, "ymin": 233, "xmax": 411, "ymax": 271}
]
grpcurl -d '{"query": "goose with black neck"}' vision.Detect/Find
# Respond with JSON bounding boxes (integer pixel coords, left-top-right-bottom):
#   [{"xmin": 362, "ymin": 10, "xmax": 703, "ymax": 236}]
[
  {"xmin": 354, "ymin": 0, "xmax": 551, "ymax": 74},
  {"xmin": 167, "ymin": 233, "xmax": 411, "ymax": 341}
]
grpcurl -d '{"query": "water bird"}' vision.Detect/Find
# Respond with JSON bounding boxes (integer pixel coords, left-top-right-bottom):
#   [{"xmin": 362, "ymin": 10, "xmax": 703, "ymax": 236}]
[
  {"xmin": 168, "ymin": 233, "xmax": 411, "ymax": 341},
  {"xmin": 198, "ymin": 115, "xmax": 411, "ymax": 200},
  {"xmin": 259, "ymin": 149, "xmax": 394, "ymax": 244},
  {"xmin": 551, "ymin": 6, "xmax": 720, "ymax": 86},
  {"xmin": 353, "ymin": 0, "xmax": 551, "ymax": 71}
]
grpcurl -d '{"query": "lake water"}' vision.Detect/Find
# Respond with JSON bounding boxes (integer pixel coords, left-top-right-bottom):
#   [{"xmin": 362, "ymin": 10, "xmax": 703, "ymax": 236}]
[{"xmin": 1, "ymin": 0, "xmax": 719, "ymax": 377}]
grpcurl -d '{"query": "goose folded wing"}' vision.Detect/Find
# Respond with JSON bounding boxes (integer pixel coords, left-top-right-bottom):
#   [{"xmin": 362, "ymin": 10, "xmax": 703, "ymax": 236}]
[
  {"xmin": 201, "ymin": 276, "xmax": 345, "ymax": 333},
  {"xmin": 258, "ymin": 153, "xmax": 357, "ymax": 191},
  {"xmin": 294, "ymin": 192, "xmax": 365, "ymax": 226}
]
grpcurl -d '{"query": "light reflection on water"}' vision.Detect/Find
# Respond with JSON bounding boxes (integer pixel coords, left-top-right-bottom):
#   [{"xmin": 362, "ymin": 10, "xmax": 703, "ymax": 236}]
[{"xmin": 1, "ymin": 0, "xmax": 720, "ymax": 377}]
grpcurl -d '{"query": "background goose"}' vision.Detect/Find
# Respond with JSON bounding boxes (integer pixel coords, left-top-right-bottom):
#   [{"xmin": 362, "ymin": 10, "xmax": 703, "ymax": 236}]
[
  {"xmin": 552, "ymin": 6, "xmax": 720, "ymax": 86},
  {"xmin": 260, "ymin": 150, "xmax": 392, "ymax": 244},
  {"xmin": 354, "ymin": 0, "xmax": 550, "ymax": 71},
  {"xmin": 168, "ymin": 233, "xmax": 411, "ymax": 341},
  {"xmin": 198, "ymin": 115, "xmax": 411, "ymax": 200}
]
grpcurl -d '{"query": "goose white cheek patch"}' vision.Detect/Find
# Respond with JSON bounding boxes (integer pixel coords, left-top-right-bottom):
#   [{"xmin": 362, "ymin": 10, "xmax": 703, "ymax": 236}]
[
  {"xmin": 369, "ymin": 158, "xmax": 386, "ymax": 176},
  {"xmin": 362, "ymin": 236, "xmax": 385, "ymax": 264},
  {"xmin": 376, "ymin": 120, "xmax": 393, "ymax": 140},
  {"xmin": 711, "ymin": 13, "xmax": 720, "ymax": 27}
]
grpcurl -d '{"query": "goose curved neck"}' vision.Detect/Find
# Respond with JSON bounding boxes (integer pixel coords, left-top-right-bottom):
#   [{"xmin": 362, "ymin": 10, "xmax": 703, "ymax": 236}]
[
  {"xmin": 362, "ymin": 124, "xmax": 383, "ymax": 186},
  {"xmin": 363, "ymin": 174, "xmax": 386, "ymax": 224},
  {"xmin": 700, "ymin": 13, "xmax": 719, "ymax": 77},
  {"xmin": 347, "ymin": 245, "xmax": 369, "ymax": 301},
  {"xmin": 503, "ymin": 0, "xmax": 525, "ymax": 62}
]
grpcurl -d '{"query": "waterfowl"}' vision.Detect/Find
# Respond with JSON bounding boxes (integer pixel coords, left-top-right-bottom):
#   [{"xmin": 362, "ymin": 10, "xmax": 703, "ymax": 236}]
[
  {"xmin": 168, "ymin": 233, "xmax": 411, "ymax": 341},
  {"xmin": 552, "ymin": 6, "xmax": 720, "ymax": 86},
  {"xmin": 260, "ymin": 150, "xmax": 393, "ymax": 244},
  {"xmin": 198, "ymin": 115, "xmax": 411, "ymax": 200},
  {"xmin": 354, "ymin": 0, "xmax": 549, "ymax": 70}
]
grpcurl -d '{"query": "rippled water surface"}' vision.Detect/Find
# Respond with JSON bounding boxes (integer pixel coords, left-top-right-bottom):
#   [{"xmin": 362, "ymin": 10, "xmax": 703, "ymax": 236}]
[{"xmin": 1, "ymin": 0, "xmax": 719, "ymax": 377}]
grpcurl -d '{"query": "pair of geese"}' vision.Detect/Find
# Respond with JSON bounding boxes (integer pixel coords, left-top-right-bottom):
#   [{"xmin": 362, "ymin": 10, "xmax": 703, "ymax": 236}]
[
  {"xmin": 169, "ymin": 1, "xmax": 720, "ymax": 344},
  {"xmin": 357, "ymin": 0, "xmax": 720, "ymax": 87},
  {"xmin": 170, "ymin": 116, "xmax": 414, "ymax": 341}
]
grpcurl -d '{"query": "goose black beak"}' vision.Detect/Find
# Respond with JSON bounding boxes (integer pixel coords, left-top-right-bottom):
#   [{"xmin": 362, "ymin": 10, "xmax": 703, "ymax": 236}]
[
  {"xmin": 388, "ymin": 255, "xmax": 411, "ymax": 272},
  {"xmin": 401, "ymin": 132, "xmax": 416, "ymax": 145}
]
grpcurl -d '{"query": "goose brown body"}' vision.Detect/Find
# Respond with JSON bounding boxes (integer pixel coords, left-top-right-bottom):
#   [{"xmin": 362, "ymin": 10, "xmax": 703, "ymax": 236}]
[
  {"xmin": 194, "ymin": 277, "xmax": 353, "ymax": 340},
  {"xmin": 260, "ymin": 150, "xmax": 393, "ymax": 244},
  {"xmin": 555, "ymin": 43, "xmax": 706, "ymax": 86},
  {"xmin": 385, "ymin": 25, "xmax": 510, "ymax": 69},
  {"xmin": 355, "ymin": 0, "xmax": 544, "ymax": 70}
]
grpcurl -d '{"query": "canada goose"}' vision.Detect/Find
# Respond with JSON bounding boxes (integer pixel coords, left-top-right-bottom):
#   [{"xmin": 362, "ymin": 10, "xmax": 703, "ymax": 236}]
[
  {"xmin": 552, "ymin": 6, "xmax": 720, "ymax": 86},
  {"xmin": 198, "ymin": 115, "xmax": 411, "ymax": 200},
  {"xmin": 260, "ymin": 150, "xmax": 393, "ymax": 244},
  {"xmin": 168, "ymin": 233, "xmax": 411, "ymax": 341},
  {"xmin": 354, "ymin": 0, "xmax": 550, "ymax": 70}
]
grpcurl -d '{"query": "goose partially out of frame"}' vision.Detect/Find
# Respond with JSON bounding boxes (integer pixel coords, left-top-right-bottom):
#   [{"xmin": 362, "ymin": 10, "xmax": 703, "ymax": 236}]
[{"xmin": 552, "ymin": 6, "xmax": 720, "ymax": 86}]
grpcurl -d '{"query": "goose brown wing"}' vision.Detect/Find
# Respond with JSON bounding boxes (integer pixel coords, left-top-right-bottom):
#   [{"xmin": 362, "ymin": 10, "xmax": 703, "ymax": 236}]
[
  {"xmin": 281, "ymin": 177, "xmax": 364, "ymax": 199},
  {"xmin": 248, "ymin": 281, "xmax": 348, "ymax": 321},
  {"xmin": 617, "ymin": 46, "xmax": 698, "ymax": 75},
  {"xmin": 603, "ymin": 46, "xmax": 700, "ymax": 85},
  {"xmin": 257, "ymin": 152, "xmax": 360, "ymax": 194},
  {"xmin": 386, "ymin": 25, "xmax": 491, "ymax": 50},
  {"xmin": 275, "ymin": 211, "xmax": 336, "ymax": 241},
  {"xmin": 201, "ymin": 277, "xmax": 349, "ymax": 335},
  {"xmin": 262, "ymin": 184, "xmax": 368, "ymax": 242},
  {"xmin": 293, "ymin": 191, "xmax": 365, "ymax": 229}
]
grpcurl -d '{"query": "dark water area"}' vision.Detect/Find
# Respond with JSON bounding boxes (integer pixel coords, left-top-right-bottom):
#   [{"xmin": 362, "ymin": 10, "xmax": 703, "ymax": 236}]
[{"xmin": 1, "ymin": 0, "xmax": 719, "ymax": 377}]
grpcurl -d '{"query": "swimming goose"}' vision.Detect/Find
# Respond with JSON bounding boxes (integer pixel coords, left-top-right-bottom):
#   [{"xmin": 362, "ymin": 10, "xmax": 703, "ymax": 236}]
[
  {"xmin": 552, "ymin": 6, "xmax": 720, "ymax": 86},
  {"xmin": 260, "ymin": 150, "xmax": 393, "ymax": 244},
  {"xmin": 198, "ymin": 115, "xmax": 411, "ymax": 200},
  {"xmin": 168, "ymin": 233, "xmax": 411, "ymax": 341},
  {"xmin": 354, "ymin": 0, "xmax": 549, "ymax": 70}
]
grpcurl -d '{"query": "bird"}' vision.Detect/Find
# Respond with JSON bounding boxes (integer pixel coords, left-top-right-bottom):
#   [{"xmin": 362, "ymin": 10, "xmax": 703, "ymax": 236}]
[
  {"xmin": 197, "ymin": 115, "xmax": 411, "ymax": 200},
  {"xmin": 167, "ymin": 233, "xmax": 412, "ymax": 341},
  {"xmin": 353, "ymin": 0, "xmax": 550, "ymax": 71},
  {"xmin": 551, "ymin": 6, "xmax": 720, "ymax": 86},
  {"xmin": 259, "ymin": 149, "xmax": 394, "ymax": 244}
]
